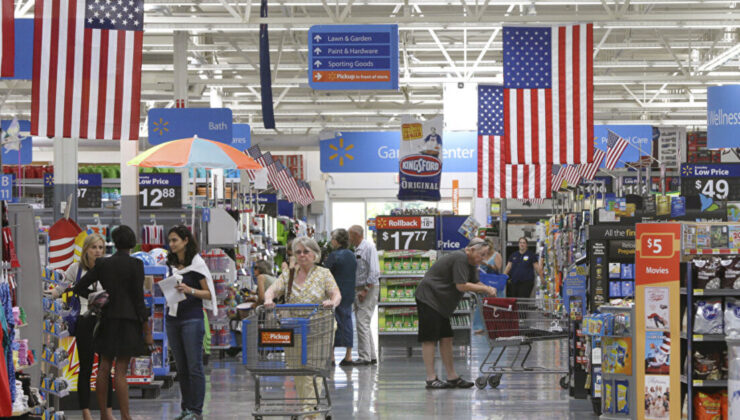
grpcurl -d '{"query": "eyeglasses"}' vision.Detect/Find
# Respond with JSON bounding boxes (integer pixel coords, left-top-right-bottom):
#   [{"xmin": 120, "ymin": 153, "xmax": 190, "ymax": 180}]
[{"xmin": 294, "ymin": 250, "xmax": 312, "ymax": 255}]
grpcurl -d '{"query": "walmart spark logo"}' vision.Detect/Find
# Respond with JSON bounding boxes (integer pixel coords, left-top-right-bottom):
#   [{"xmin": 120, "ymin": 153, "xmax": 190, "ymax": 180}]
[
  {"xmin": 152, "ymin": 118, "xmax": 169, "ymax": 136},
  {"xmin": 328, "ymin": 137, "xmax": 355, "ymax": 167},
  {"xmin": 681, "ymin": 164, "xmax": 693, "ymax": 177}
]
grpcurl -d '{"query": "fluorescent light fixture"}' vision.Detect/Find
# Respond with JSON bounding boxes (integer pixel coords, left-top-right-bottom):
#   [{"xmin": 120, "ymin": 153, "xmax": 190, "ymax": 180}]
[{"xmin": 698, "ymin": 43, "xmax": 740, "ymax": 72}]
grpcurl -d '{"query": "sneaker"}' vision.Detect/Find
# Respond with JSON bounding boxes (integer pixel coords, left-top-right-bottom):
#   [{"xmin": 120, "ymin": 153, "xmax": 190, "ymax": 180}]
[
  {"xmin": 352, "ymin": 359, "xmax": 371, "ymax": 366},
  {"xmin": 370, "ymin": 359, "xmax": 377, "ymax": 365},
  {"xmin": 181, "ymin": 413, "xmax": 203, "ymax": 420},
  {"xmin": 174, "ymin": 410, "xmax": 191, "ymax": 420},
  {"xmin": 447, "ymin": 376, "xmax": 475, "ymax": 388},
  {"xmin": 425, "ymin": 377, "xmax": 453, "ymax": 389},
  {"xmin": 339, "ymin": 359, "xmax": 353, "ymax": 367}
]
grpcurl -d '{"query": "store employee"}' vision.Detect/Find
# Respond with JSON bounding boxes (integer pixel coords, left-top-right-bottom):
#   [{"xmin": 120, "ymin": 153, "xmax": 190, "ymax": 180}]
[{"xmin": 503, "ymin": 237, "xmax": 544, "ymax": 298}]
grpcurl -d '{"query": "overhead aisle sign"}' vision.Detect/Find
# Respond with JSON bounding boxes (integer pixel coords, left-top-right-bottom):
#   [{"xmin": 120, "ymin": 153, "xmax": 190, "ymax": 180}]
[
  {"xmin": 147, "ymin": 108, "xmax": 233, "ymax": 145},
  {"xmin": 308, "ymin": 25, "xmax": 399, "ymax": 90}
]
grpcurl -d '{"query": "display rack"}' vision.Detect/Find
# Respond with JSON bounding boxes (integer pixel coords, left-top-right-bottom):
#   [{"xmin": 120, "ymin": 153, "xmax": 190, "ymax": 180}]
[
  {"xmin": 680, "ymin": 222, "xmax": 740, "ymax": 420},
  {"xmin": 145, "ymin": 266, "xmax": 170, "ymax": 378},
  {"xmin": 39, "ymin": 267, "xmax": 68, "ymax": 420},
  {"xmin": 597, "ymin": 305, "xmax": 636, "ymax": 419}
]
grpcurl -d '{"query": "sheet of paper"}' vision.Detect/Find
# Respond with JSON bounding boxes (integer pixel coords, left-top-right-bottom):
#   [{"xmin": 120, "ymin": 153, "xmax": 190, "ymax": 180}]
[{"xmin": 159, "ymin": 275, "xmax": 186, "ymax": 306}]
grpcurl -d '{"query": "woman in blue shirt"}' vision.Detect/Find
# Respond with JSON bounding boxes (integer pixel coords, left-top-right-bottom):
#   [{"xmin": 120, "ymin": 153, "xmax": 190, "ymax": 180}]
[
  {"xmin": 324, "ymin": 228, "xmax": 357, "ymax": 366},
  {"xmin": 503, "ymin": 237, "xmax": 544, "ymax": 298}
]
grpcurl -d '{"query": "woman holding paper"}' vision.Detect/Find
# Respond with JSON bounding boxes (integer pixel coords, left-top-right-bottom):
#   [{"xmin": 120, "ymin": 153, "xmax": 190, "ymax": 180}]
[{"xmin": 165, "ymin": 225, "xmax": 217, "ymax": 420}]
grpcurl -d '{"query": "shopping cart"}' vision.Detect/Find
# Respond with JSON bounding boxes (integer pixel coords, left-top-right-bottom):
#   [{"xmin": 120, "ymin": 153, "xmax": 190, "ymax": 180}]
[
  {"xmin": 242, "ymin": 304, "xmax": 335, "ymax": 420},
  {"xmin": 474, "ymin": 295, "xmax": 570, "ymax": 389}
]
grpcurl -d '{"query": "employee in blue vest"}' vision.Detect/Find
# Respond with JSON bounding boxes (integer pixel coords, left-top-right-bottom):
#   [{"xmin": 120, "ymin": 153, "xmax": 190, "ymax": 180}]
[{"xmin": 503, "ymin": 237, "xmax": 544, "ymax": 298}]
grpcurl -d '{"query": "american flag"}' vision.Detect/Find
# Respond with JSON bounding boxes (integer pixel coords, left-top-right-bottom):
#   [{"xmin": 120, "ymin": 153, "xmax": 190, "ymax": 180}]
[
  {"xmin": 0, "ymin": 0, "xmax": 14, "ymax": 77},
  {"xmin": 580, "ymin": 148, "xmax": 606, "ymax": 181},
  {"xmin": 247, "ymin": 146, "xmax": 280, "ymax": 189},
  {"xmin": 477, "ymin": 84, "xmax": 551, "ymax": 199},
  {"xmin": 502, "ymin": 24, "xmax": 594, "ymax": 164},
  {"xmin": 31, "ymin": 0, "xmax": 144, "ymax": 140},
  {"xmin": 274, "ymin": 160, "xmax": 299, "ymax": 203},
  {"xmin": 563, "ymin": 164, "xmax": 581, "ymax": 187},
  {"xmin": 551, "ymin": 165, "xmax": 566, "ymax": 191},
  {"xmin": 297, "ymin": 180, "xmax": 312, "ymax": 206},
  {"xmin": 604, "ymin": 130, "xmax": 629, "ymax": 170}
]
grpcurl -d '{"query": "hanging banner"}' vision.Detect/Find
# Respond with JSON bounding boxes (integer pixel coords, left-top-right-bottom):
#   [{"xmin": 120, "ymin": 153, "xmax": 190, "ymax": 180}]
[
  {"xmin": 707, "ymin": 85, "xmax": 740, "ymax": 149},
  {"xmin": 397, "ymin": 116, "xmax": 443, "ymax": 201}
]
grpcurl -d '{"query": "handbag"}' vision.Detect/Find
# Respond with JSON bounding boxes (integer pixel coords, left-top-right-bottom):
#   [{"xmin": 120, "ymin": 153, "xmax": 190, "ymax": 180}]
[{"xmin": 276, "ymin": 257, "xmax": 296, "ymax": 304}]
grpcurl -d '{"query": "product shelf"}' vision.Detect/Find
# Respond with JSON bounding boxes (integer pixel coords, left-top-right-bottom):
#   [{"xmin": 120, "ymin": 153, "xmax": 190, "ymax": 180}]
[
  {"xmin": 684, "ymin": 248, "xmax": 740, "ymax": 255},
  {"xmin": 41, "ymin": 387, "xmax": 69, "ymax": 398},
  {"xmin": 379, "ymin": 273, "xmax": 425, "ymax": 278},
  {"xmin": 680, "ymin": 375, "xmax": 727, "ymax": 388},
  {"xmin": 42, "ymin": 358, "xmax": 69, "ymax": 371},
  {"xmin": 15, "ymin": 360, "xmax": 37, "ymax": 371},
  {"xmin": 679, "ymin": 332, "xmax": 726, "ymax": 342},
  {"xmin": 679, "ymin": 287, "xmax": 740, "ymax": 296}
]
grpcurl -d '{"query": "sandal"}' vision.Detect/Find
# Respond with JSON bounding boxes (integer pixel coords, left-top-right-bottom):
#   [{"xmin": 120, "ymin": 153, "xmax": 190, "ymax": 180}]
[
  {"xmin": 447, "ymin": 376, "xmax": 474, "ymax": 388},
  {"xmin": 425, "ymin": 377, "xmax": 453, "ymax": 389}
]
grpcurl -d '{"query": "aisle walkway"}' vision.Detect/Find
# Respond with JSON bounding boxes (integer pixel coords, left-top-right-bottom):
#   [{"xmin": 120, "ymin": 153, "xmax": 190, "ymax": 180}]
[{"xmin": 64, "ymin": 336, "xmax": 598, "ymax": 419}]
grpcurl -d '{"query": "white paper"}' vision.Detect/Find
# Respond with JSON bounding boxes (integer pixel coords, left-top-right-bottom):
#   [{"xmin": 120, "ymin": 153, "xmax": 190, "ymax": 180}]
[
  {"xmin": 159, "ymin": 275, "xmax": 186, "ymax": 306},
  {"xmin": 255, "ymin": 168, "xmax": 268, "ymax": 190}
]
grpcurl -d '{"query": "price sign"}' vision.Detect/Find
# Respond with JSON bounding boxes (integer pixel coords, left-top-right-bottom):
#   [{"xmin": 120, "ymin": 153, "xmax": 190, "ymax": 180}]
[
  {"xmin": 681, "ymin": 163, "xmax": 740, "ymax": 201},
  {"xmin": 641, "ymin": 234, "xmax": 675, "ymax": 258},
  {"xmin": 0, "ymin": 175, "xmax": 12, "ymax": 201},
  {"xmin": 77, "ymin": 174, "xmax": 102, "ymax": 208},
  {"xmin": 635, "ymin": 223, "xmax": 680, "ymax": 285},
  {"xmin": 375, "ymin": 216, "xmax": 436, "ymax": 251},
  {"xmin": 254, "ymin": 194, "xmax": 277, "ymax": 217},
  {"xmin": 139, "ymin": 174, "xmax": 181, "ymax": 209}
]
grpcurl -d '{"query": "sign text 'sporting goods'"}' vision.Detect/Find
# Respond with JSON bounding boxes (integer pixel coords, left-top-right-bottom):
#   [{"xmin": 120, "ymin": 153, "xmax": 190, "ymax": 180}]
[
  {"xmin": 147, "ymin": 108, "xmax": 233, "ymax": 145},
  {"xmin": 375, "ymin": 216, "xmax": 436, "ymax": 251},
  {"xmin": 319, "ymin": 131, "xmax": 477, "ymax": 173},
  {"xmin": 397, "ymin": 116, "xmax": 443, "ymax": 201},
  {"xmin": 308, "ymin": 25, "xmax": 399, "ymax": 90},
  {"xmin": 707, "ymin": 85, "xmax": 740, "ymax": 149},
  {"xmin": 139, "ymin": 174, "xmax": 181, "ymax": 209}
]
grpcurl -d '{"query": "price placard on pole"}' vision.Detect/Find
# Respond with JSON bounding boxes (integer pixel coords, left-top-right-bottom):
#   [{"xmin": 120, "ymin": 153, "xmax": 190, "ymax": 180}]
[
  {"xmin": 680, "ymin": 163, "xmax": 740, "ymax": 201},
  {"xmin": 77, "ymin": 174, "xmax": 102, "ymax": 208},
  {"xmin": 254, "ymin": 194, "xmax": 277, "ymax": 217},
  {"xmin": 375, "ymin": 216, "xmax": 436, "ymax": 251},
  {"xmin": 0, "ymin": 175, "xmax": 12, "ymax": 202},
  {"xmin": 139, "ymin": 174, "xmax": 181, "ymax": 209}
]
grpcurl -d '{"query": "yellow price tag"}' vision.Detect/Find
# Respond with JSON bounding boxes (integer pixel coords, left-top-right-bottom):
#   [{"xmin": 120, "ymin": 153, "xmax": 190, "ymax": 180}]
[
  {"xmin": 694, "ymin": 380, "xmax": 703, "ymax": 386},
  {"xmin": 694, "ymin": 335, "xmax": 704, "ymax": 341},
  {"xmin": 694, "ymin": 289, "xmax": 704, "ymax": 295}
]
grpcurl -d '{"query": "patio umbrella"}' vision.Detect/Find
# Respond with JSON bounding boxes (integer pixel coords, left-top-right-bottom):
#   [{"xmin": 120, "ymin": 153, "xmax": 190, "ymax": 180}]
[{"xmin": 127, "ymin": 136, "xmax": 263, "ymax": 228}]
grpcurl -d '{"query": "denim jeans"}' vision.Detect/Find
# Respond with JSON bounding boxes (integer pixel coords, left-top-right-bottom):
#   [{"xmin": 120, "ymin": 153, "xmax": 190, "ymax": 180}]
[{"xmin": 166, "ymin": 317, "xmax": 206, "ymax": 414}]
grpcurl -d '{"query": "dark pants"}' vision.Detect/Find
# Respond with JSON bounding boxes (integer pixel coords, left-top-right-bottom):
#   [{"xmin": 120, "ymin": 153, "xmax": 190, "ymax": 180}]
[
  {"xmin": 75, "ymin": 314, "xmax": 113, "ymax": 410},
  {"xmin": 166, "ymin": 317, "xmax": 206, "ymax": 415},
  {"xmin": 507, "ymin": 280, "xmax": 535, "ymax": 298}
]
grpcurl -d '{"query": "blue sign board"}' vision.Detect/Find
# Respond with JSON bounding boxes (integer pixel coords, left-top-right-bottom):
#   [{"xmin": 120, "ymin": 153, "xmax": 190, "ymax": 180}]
[
  {"xmin": 0, "ymin": 175, "xmax": 13, "ymax": 202},
  {"xmin": 594, "ymin": 125, "xmax": 651, "ymax": 168},
  {"xmin": 232, "ymin": 123, "xmax": 251, "ymax": 151},
  {"xmin": 308, "ymin": 25, "xmax": 399, "ymax": 91},
  {"xmin": 320, "ymin": 131, "xmax": 477, "ymax": 173},
  {"xmin": 0, "ymin": 19, "xmax": 34, "ymax": 80},
  {"xmin": 707, "ymin": 85, "xmax": 740, "ymax": 149},
  {"xmin": 681, "ymin": 163, "xmax": 740, "ymax": 178},
  {"xmin": 202, "ymin": 208, "xmax": 211, "ymax": 222},
  {"xmin": 78, "ymin": 174, "xmax": 102, "ymax": 187},
  {"xmin": 147, "ymin": 108, "xmax": 233, "ymax": 145},
  {"xmin": 278, "ymin": 200, "xmax": 294, "ymax": 218},
  {"xmin": 1, "ymin": 120, "xmax": 32, "ymax": 165},
  {"xmin": 139, "ymin": 173, "xmax": 181, "ymax": 187},
  {"xmin": 671, "ymin": 196, "xmax": 686, "ymax": 217},
  {"xmin": 564, "ymin": 267, "xmax": 588, "ymax": 318},
  {"xmin": 437, "ymin": 216, "xmax": 471, "ymax": 250}
]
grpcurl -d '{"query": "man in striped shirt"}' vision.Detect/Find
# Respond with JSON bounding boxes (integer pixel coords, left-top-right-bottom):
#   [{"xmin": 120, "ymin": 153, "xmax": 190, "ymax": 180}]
[{"xmin": 349, "ymin": 225, "xmax": 380, "ymax": 366}]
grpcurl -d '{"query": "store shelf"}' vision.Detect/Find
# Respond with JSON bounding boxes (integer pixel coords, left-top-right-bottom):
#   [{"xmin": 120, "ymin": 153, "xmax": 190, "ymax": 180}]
[
  {"xmin": 42, "ymin": 358, "xmax": 69, "ymax": 370},
  {"xmin": 15, "ymin": 360, "xmax": 37, "ymax": 370},
  {"xmin": 211, "ymin": 345, "xmax": 231, "ymax": 350},
  {"xmin": 680, "ymin": 375, "xmax": 727, "ymax": 387},
  {"xmin": 378, "ymin": 301, "xmax": 416, "ymax": 306},
  {"xmin": 380, "ymin": 326, "xmax": 470, "ymax": 335},
  {"xmin": 41, "ymin": 387, "xmax": 70, "ymax": 398},
  {"xmin": 379, "ymin": 273, "xmax": 425, "ymax": 278},
  {"xmin": 43, "ymin": 330, "xmax": 70, "ymax": 340},
  {"xmin": 680, "ymin": 287, "xmax": 740, "ymax": 296},
  {"xmin": 679, "ymin": 332, "xmax": 726, "ymax": 342},
  {"xmin": 153, "ymin": 332, "xmax": 166, "ymax": 340},
  {"xmin": 10, "ymin": 407, "xmax": 32, "ymax": 417},
  {"xmin": 15, "ymin": 323, "xmax": 27, "ymax": 328},
  {"xmin": 684, "ymin": 248, "xmax": 740, "ymax": 255}
]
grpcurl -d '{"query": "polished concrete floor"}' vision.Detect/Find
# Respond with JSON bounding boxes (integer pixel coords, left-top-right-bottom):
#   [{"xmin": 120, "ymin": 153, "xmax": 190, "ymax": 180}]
[{"xmin": 62, "ymin": 335, "xmax": 599, "ymax": 420}]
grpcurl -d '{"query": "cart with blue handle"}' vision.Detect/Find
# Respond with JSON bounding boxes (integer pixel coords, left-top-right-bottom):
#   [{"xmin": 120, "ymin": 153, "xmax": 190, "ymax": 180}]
[{"xmin": 242, "ymin": 304, "xmax": 334, "ymax": 420}]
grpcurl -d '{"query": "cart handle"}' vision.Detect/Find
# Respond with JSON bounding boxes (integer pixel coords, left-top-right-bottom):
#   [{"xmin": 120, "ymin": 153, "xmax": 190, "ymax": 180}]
[{"xmin": 273, "ymin": 304, "xmax": 322, "ymax": 309}]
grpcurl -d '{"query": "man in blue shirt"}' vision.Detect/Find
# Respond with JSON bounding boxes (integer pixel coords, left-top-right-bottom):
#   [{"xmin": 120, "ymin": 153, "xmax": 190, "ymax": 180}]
[{"xmin": 503, "ymin": 237, "xmax": 543, "ymax": 298}]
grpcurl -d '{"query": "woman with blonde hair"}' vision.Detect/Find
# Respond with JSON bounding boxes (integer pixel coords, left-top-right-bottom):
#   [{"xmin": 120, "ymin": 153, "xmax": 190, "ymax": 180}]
[{"xmin": 48, "ymin": 233, "xmax": 113, "ymax": 420}]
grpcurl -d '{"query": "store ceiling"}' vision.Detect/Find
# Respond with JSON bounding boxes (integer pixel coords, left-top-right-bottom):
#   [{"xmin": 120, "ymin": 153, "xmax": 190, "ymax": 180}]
[{"xmin": 3, "ymin": 0, "xmax": 740, "ymax": 146}]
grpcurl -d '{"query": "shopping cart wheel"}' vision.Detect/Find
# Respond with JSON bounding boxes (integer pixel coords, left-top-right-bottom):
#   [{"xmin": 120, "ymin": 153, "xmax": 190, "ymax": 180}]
[
  {"xmin": 474, "ymin": 376, "xmax": 487, "ymax": 389},
  {"xmin": 559, "ymin": 375, "xmax": 569, "ymax": 390},
  {"xmin": 325, "ymin": 413, "xmax": 333, "ymax": 419},
  {"xmin": 488, "ymin": 374, "xmax": 502, "ymax": 389}
]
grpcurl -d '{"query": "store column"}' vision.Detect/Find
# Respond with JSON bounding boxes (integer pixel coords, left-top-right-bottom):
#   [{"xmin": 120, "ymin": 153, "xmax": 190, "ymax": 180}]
[
  {"xmin": 52, "ymin": 139, "xmax": 78, "ymax": 220},
  {"xmin": 173, "ymin": 31, "xmax": 190, "ymax": 210},
  {"xmin": 121, "ymin": 140, "xmax": 139, "ymax": 237}
]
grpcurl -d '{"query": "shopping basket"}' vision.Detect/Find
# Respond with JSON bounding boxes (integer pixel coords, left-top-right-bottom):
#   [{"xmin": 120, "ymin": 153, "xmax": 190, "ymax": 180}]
[
  {"xmin": 473, "ymin": 295, "xmax": 569, "ymax": 390},
  {"xmin": 242, "ymin": 304, "xmax": 335, "ymax": 419}
]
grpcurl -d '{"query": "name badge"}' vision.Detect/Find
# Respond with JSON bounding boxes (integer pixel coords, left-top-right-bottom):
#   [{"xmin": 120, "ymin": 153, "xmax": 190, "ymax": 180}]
[{"xmin": 523, "ymin": 256, "xmax": 529, "ymax": 261}]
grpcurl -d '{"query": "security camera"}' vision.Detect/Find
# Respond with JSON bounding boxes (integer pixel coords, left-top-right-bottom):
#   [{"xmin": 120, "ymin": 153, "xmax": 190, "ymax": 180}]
[{"xmin": 457, "ymin": 82, "xmax": 464, "ymax": 89}]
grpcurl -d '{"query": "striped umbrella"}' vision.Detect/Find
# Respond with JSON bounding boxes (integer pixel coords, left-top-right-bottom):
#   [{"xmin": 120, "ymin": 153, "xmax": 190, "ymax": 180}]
[
  {"xmin": 128, "ymin": 136, "xmax": 263, "ymax": 227},
  {"xmin": 127, "ymin": 136, "xmax": 262, "ymax": 169}
]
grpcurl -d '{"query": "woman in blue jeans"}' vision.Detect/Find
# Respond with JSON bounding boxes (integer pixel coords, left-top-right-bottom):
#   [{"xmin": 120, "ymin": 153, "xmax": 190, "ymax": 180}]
[{"xmin": 165, "ymin": 226, "xmax": 218, "ymax": 420}]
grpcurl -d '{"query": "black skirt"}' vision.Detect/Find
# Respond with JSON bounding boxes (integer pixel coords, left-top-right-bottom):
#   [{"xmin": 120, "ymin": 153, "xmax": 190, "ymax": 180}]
[{"xmin": 94, "ymin": 317, "xmax": 149, "ymax": 358}]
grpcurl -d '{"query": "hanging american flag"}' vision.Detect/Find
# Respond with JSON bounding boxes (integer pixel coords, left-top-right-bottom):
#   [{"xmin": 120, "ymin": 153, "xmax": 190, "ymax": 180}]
[
  {"xmin": 0, "ymin": 0, "xmax": 14, "ymax": 77},
  {"xmin": 604, "ymin": 130, "xmax": 629, "ymax": 170},
  {"xmin": 580, "ymin": 148, "xmax": 606, "ymax": 181},
  {"xmin": 296, "ymin": 180, "xmax": 310, "ymax": 206},
  {"xmin": 31, "ymin": 0, "xmax": 144, "ymax": 140},
  {"xmin": 304, "ymin": 180, "xmax": 315, "ymax": 202},
  {"xmin": 502, "ymin": 24, "xmax": 594, "ymax": 164},
  {"xmin": 563, "ymin": 164, "xmax": 582, "ymax": 187},
  {"xmin": 477, "ymin": 84, "xmax": 551, "ymax": 199},
  {"xmin": 274, "ymin": 160, "xmax": 299, "ymax": 202},
  {"xmin": 247, "ymin": 146, "xmax": 279, "ymax": 189},
  {"xmin": 551, "ymin": 165, "xmax": 566, "ymax": 191}
]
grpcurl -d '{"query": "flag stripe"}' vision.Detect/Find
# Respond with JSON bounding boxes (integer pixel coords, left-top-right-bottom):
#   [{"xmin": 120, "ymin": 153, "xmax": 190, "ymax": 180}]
[
  {"xmin": 572, "ymin": 24, "xmax": 581, "ymax": 163},
  {"xmin": 0, "ymin": 0, "xmax": 14, "ymax": 77},
  {"xmin": 586, "ymin": 24, "xmax": 594, "ymax": 157},
  {"xmin": 112, "ymin": 31, "xmax": 125, "ymax": 140},
  {"xmin": 61, "ymin": 0, "xmax": 76, "ymax": 137},
  {"xmin": 129, "ymin": 31, "xmax": 143, "ymax": 139}
]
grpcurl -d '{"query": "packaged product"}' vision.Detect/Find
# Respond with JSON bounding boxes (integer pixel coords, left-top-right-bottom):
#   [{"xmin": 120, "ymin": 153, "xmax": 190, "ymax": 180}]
[
  {"xmin": 620, "ymin": 263, "xmax": 634, "ymax": 279},
  {"xmin": 603, "ymin": 381, "xmax": 613, "ymax": 413},
  {"xmin": 613, "ymin": 313, "xmax": 631, "ymax": 336},
  {"xmin": 729, "ymin": 225, "xmax": 740, "ymax": 248},
  {"xmin": 725, "ymin": 298, "xmax": 740, "ymax": 337},
  {"xmin": 711, "ymin": 225, "xmax": 729, "ymax": 249},
  {"xmin": 621, "ymin": 281, "xmax": 634, "ymax": 298},
  {"xmin": 411, "ymin": 259, "xmax": 420, "ymax": 271},
  {"xmin": 393, "ymin": 260, "xmax": 402, "ymax": 272},
  {"xmin": 693, "ymin": 350, "xmax": 721, "ymax": 380},
  {"xmin": 720, "ymin": 390, "xmax": 727, "ymax": 420},
  {"xmin": 693, "ymin": 391, "xmax": 721, "ymax": 420},
  {"xmin": 405, "ymin": 285, "xmax": 414, "ymax": 299},
  {"xmin": 694, "ymin": 299, "xmax": 724, "ymax": 334},
  {"xmin": 615, "ymin": 379, "xmax": 629, "ymax": 414},
  {"xmin": 385, "ymin": 314, "xmax": 394, "ymax": 331},
  {"xmin": 394, "ymin": 314, "xmax": 403, "ymax": 330},
  {"xmin": 412, "ymin": 314, "xmax": 419, "ymax": 329},
  {"xmin": 402, "ymin": 259, "xmax": 411, "ymax": 271},
  {"xmin": 696, "ymin": 226, "xmax": 712, "ymax": 248},
  {"xmin": 720, "ymin": 256, "xmax": 740, "ymax": 289},
  {"xmin": 420, "ymin": 259, "xmax": 429, "ymax": 270},
  {"xmin": 384, "ymin": 260, "xmax": 393, "ymax": 273},
  {"xmin": 388, "ymin": 286, "xmax": 397, "ymax": 300},
  {"xmin": 694, "ymin": 258, "xmax": 721, "ymax": 289},
  {"xmin": 609, "ymin": 282, "xmax": 622, "ymax": 298},
  {"xmin": 609, "ymin": 263, "xmax": 622, "ymax": 279}
]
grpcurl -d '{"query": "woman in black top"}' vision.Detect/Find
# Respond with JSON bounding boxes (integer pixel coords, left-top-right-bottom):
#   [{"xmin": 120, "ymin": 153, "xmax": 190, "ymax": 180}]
[
  {"xmin": 74, "ymin": 225, "xmax": 152, "ymax": 420},
  {"xmin": 166, "ymin": 226, "xmax": 216, "ymax": 420}
]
